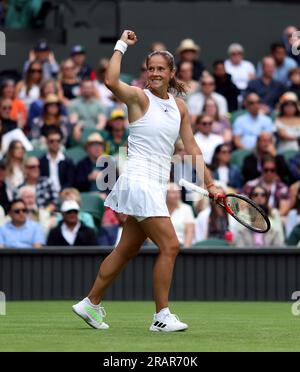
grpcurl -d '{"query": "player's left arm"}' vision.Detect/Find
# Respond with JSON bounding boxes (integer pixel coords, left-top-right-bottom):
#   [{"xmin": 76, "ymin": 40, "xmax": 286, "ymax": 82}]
[{"xmin": 176, "ymin": 97, "xmax": 218, "ymax": 194}]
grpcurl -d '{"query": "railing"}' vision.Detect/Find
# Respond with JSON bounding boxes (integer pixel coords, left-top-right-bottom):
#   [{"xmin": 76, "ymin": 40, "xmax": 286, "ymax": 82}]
[{"xmin": 1, "ymin": 247, "xmax": 299, "ymax": 301}]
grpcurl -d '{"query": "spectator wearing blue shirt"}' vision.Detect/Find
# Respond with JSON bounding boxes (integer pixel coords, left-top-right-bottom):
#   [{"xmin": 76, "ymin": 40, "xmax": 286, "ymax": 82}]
[
  {"xmin": 233, "ymin": 93, "xmax": 273, "ymax": 150},
  {"xmin": 257, "ymin": 43, "xmax": 297, "ymax": 85},
  {"xmin": 245, "ymin": 57, "xmax": 285, "ymax": 114},
  {"xmin": 0, "ymin": 199, "xmax": 45, "ymax": 248}
]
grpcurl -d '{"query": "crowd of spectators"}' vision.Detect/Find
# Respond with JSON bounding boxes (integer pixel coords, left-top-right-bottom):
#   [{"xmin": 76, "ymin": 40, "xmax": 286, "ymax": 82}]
[{"xmin": 1, "ymin": 24, "xmax": 300, "ymax": 248}]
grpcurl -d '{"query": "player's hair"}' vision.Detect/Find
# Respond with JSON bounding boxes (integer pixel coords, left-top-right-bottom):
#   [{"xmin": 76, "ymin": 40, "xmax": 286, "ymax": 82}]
[{"xmin": 146, "ymin": 50, "xmax": 186, "ymax": 96}]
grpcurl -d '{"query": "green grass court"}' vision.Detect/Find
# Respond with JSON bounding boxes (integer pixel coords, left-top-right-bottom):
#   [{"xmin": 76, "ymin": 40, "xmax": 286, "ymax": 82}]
[{"xmin": 0, "ymin": 301, "xmax": 300, "ymax": 352}]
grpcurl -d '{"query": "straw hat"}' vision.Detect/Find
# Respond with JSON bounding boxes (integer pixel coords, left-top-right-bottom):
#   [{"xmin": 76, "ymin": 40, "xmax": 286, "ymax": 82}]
[
  {"xmin": 44, "ymin": 94, "xmax": 60, "ymax": 105},
  {"xmin": 176, "ymin": 39, "xmax": 200, "ymax": 54},
  {"xmin": 279, "ymin": 91, "xmax": 298, "ymax": 103},
  {"xmin": 84, "ymin": 133, "xmax": 105, "ymax": 147}
]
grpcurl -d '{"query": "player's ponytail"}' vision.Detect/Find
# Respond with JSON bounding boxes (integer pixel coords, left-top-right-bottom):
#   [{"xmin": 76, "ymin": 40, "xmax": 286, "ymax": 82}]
[{"xmin": 146, "ymin": 50, "xmax": 187, "ymax": 96}]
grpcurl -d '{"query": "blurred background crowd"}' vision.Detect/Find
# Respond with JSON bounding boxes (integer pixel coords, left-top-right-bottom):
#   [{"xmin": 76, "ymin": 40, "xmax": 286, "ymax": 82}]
[{"xmin": 1, "ymin": 1, "xmax": 300, "ymax": 248}]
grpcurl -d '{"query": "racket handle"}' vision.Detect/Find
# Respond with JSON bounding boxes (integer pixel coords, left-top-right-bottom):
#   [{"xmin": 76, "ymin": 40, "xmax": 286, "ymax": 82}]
[{"xmin": 178, "ymin": 179, "xmax": 209, "ymax": 197}]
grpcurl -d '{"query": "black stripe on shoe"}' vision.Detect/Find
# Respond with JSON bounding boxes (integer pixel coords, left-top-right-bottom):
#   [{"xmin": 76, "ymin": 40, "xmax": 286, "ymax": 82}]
[{"xmin": 154, "ymin": 321, "xmax": 160, "ymax": 326}]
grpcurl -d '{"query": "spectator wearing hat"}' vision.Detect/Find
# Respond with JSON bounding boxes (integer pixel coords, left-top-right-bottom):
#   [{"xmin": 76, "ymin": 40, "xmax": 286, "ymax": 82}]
[
  {"xmin": 30, "ymin": 93, "xmax": 71, "ymax": 148},
  {"xmin": 27, "ymin": 79, "xmax": 66, "ymax": 130},
  {"xmin": 39, "ymin": 128, "xmax": 75, "ymax": 193},
  {"xmin": 23, "ymin": 40, "xmax": 59, "ymax": 81},
  {"xmin": 16, "ymin": 60, "xmax": 43, "ymax": 108},
  {"xmin": 287, "ymin": 68, "xmax": 300, "ymax": 100},
  {"xmin": 0, "ymin": 160, "xmax": 10, "ymax": 214},
  {"xmin": 47, "ymin": 200, "xmax": 97, "ymax": 246},
  {"xmin": 224, "ymin": 43, "xmax": 256, "ymax": 91},
  {"xmin": 176, "ymin": 38, "xmax": 205, "ymax": 81},
  {"xmin": 70, "ymin": 45, "xmax": 95, "ymax": 81},
  {"xmin": 244, "ymin": 56, "xmax": 285, "ymax": 114},
  {"xmin": 275, "ymin": 92, "xmax": 300, "ymax": 153},
  {"xmin": 0, "ymin": 199, "xmax": 45, "ymax": 249},
  {"xmin": 188, "ymin": 74, "xmax": 228, "ymax": 125},
  {"xmin": 212, "ymin": 60, "xmax": 240, "ymax": 113},
  {"xmin": 233, "ymin": 93, "xmax": 273, "ymax": 150},
  {"xmin": 257, "ymin": 43, "xmax": 297, "ymax": 85},
  {"xmin": 105, "ymin": 109, "xmax": 128, "ymax": 157},
  {"xmin": 69, "ymin": 79, "xmax": 106, "ymax": 130},
  {"xmin": 0, "ymin": 79, "xmax": 27, "ymax": 128},
  {"xmin": 242, "ymin": 132, "xmax": 292, "ymax": 185},
  {"xmin": 75, "ymin": 133, "xmax": 110, "ymax": 193}
]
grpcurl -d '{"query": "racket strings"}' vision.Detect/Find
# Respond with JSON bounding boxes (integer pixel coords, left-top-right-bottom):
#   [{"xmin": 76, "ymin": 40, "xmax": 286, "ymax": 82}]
[{"xmin": 226, "ymin": 196, "xmax": 269, "ymax": 232}]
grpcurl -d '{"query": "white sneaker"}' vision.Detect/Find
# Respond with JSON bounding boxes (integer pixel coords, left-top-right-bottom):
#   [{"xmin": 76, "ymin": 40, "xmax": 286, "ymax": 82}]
[
  {"xmin": 72, "ymin": 298, "xmax": 109, "ymax": 329},
  {"xmin": 149, "ymin": 313, "xmax": 188, "ymax": 332}
]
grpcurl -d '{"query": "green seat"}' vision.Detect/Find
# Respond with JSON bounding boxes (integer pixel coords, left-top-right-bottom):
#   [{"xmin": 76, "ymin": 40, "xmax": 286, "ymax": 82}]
[
  {"xmin": 192, "ymin": 238, "xmax": 230, "ymax": 247},
  {"xmin": 281, "ymin": 149, "xmax": 298, "ymax": 162},
  {"xmin": 64, "ymin": 146, "xmax": 87, "ymax": 164},
  {"xmin": 230, "ymin": 149, "xmax": 252, "ymax": 169},
  {"xmin": 80, "ymin": 192, "xmax": 105, "ymax": 229},
  {"xmin": 229, "ymin": 109, "xmax": 246, "ymax": 124},
  {"xmin": 71, "ymin": 127, "xmax": 109, "ymax": 148},
  {"xmin": 26, "ymin": 149, "xmax": 46, "ymax": 159},
  {"xmin": 120, "ymin": 73, "xmax": 135, "ymax": 85}
]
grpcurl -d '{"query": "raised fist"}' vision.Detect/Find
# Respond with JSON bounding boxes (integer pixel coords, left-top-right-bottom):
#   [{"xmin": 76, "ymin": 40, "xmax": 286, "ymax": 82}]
[{"xmin": 120, "ymin": 30, "xmax": 138, "ymax": 46}]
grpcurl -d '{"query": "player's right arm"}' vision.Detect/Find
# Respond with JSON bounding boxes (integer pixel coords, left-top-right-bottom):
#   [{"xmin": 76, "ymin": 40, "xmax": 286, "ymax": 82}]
[{"xmin": 105, "ymin": 30, "xmax": 147, "ymax": 111}]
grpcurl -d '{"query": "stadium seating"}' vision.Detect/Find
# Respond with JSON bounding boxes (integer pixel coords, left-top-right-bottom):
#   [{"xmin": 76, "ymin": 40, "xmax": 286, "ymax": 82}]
[
  {"xmin": 64, "ymin": 146, "xmax": 87, "ymax": 164},
  {"xmin": 230, "ymin": 149, "xmax": 252, "ymax": 169},
  {"xmin": 80, "ymin": 192, "xmax": 105, "ymax": 229},
  {"xmin": 192, "ymin": 238, "xmax": 230, "ymax": 247}
]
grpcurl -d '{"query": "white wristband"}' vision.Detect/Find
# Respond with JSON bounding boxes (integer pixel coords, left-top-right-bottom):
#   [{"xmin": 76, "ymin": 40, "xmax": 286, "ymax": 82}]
[{"xmin": 114, "ymin": 40, "xmax": 128, "ymax": 54}]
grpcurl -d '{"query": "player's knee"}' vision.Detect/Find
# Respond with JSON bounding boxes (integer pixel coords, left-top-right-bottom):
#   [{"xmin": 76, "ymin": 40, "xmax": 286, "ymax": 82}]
[{"xmin": 161, "ymin": 239, "xmax": 180, "ymax": 257}]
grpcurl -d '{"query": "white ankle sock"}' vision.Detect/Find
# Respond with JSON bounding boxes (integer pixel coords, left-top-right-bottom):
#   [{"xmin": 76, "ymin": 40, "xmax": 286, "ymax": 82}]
[
  {"xmin": 83, "ymin": 297, "xmax": 100, "ymax": 309},
  {"xmin": 156, "ymin": 307, "xmax": 171, "ymax": 319}
]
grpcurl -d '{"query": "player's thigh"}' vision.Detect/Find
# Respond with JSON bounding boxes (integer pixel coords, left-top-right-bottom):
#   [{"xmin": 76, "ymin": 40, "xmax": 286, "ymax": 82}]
[
  {"xmin": 116, "ymin": 216, "xmax": 147, "ymax": 256},
  {"xmin": 140, "ymin": 217, "xmax": 180, "ymax": 255}
]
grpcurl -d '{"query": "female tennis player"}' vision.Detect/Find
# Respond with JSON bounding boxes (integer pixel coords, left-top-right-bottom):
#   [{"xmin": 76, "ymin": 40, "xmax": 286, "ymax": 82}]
[{"xmin": 72, "ymin": 30, "xmax": 220, "ymax": 332}]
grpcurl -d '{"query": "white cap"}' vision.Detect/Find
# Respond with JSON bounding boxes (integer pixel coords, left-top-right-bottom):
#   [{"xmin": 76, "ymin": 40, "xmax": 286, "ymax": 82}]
[{"xmin": 61, "ymin": 200, "xmax": 80, "ymax": 213}]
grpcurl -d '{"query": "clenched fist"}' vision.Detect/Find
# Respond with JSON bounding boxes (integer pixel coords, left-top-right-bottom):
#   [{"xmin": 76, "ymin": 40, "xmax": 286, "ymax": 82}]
[{"xmin": 120, "ymin": 30, "xmax": 138, "ymax": 46}]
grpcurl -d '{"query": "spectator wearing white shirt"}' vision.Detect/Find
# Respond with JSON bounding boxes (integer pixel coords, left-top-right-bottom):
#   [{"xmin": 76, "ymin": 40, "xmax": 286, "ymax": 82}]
[
  {"xmin": 224, "ymin": 43, "xmax": 256, "ymax": 91},
  {"xmin": 39, "ymin": 128, "xmax": 75, "ymax": 193},
  {"xmin": 194, "ymin": 114, "xmax": 224, "ymax": 165},
  {"xmin": 166, "ymin": 183, "xmax": 195, "ymax": 247},
  {"xmin": 47, "ymin": 200, "xmax": 97, "ymax": 246},
  {"xmin": 187, "ymin": 74, "xmax": 228, "ymax": 125}
]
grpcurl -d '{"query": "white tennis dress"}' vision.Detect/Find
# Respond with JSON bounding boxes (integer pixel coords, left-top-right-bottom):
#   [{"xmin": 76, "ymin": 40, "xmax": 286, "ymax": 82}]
[{"xmin": 104, "ymin": 89, "xmax": 181, "ymax": 218}]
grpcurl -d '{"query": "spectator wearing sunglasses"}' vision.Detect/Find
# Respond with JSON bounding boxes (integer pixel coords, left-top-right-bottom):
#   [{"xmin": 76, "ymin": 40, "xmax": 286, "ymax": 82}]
[
  {"xmin": 0, "ymin": 199, "xmax": 45, "ymax": 248},
  {"xmin": 243, "ymin": 155, "xmax": 290, "ymax": 217},
  {"xmin": 39, "ymin": 128, "xmax": 75, "ymax": 193},
  {"xmin": 235, "ymin": 185, "xmax": 284, "ymax": 247},
  {"xmin": 242, "ymin": 132, "xmax": 292, "ymax": 185},
  {"xmin": 194, "ymin": 114, "xmax": 223, "ymax": 165},
  {"xmin": 233, "ymin": 93, "xmax": 273, "ymax": 150},
  {"xmin": 47, "ymin": 200, "xmax": 97, "ymax": 246},
  {"xmin": 211, "ymin": 143, "xmax": 243, "ymax": 190},
  {"xmin": 16, "ymin": 60, "xmax": 42, "ymax": 108},
  {"xmin": 23, "ymin": 41, "xmax": 59, "ymax": 81}
]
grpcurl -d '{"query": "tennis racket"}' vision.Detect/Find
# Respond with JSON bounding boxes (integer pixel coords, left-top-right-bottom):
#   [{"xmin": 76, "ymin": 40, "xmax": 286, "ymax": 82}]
[{"xmin": 179, "ymin": 178, "xmax": 271, "ymax": 233}]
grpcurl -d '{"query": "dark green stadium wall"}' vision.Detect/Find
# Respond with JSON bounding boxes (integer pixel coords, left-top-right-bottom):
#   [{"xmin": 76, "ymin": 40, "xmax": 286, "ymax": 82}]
[{"xmin": 0, "ymin": 1, "xmax": 300, "ymax": 77}]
